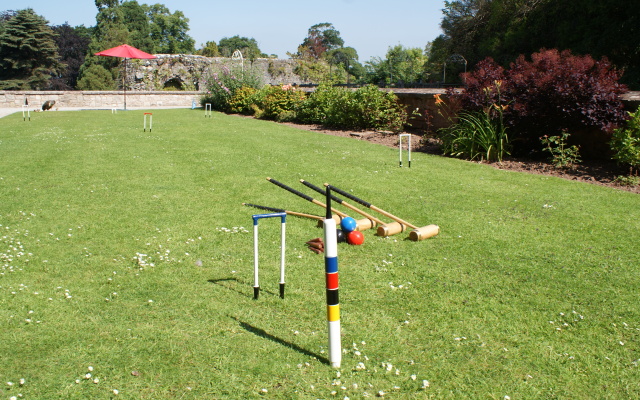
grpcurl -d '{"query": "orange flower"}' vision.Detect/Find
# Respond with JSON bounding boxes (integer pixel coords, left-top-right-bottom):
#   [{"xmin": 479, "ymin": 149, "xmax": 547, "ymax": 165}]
[
  {"xmin": 434, "ymin": 93, "xmax": 444, "ymax": 105},
  {"xmin": 493, "ymin": 103, "xmax": 509, "ymax": 111}
]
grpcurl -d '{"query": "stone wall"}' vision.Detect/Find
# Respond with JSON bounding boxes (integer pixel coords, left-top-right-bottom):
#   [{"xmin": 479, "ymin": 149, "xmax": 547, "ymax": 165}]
[
  {"xmin": 129, "ymin": 55, "xmax": 309, "ymax": 91},
  {"xmin": 0, "ymin": 91, "xmax": 199, "ymax": 109}
]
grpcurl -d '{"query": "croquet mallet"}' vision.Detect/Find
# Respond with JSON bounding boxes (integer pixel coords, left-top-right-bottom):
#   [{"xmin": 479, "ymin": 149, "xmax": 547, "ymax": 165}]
[
  {"xmin": 300, "ymin": 180, "xmax": 390, "ymax": 233},
  {"xmin": 266, "ymin": 178, "xmax": 374, "ymax": 231},
  {"xmin": 325, "ymin": 184, "xmax": 440, "ymax": 241},
  {"xmin": 301, "ymin": 180, "xmax": 416, "ymax": 237}
]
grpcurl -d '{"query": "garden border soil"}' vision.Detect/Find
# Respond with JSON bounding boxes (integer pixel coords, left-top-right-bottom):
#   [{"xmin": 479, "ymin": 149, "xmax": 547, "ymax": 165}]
[{"xmin": 277, "ymin": 120, "xmax": 639, "ymax": 194}]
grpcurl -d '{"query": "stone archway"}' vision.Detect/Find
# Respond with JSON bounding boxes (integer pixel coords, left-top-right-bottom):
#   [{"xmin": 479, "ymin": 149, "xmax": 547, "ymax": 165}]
[{"xmin": 163, "ymin": 77, "xmax": 184, "ymax": 90}]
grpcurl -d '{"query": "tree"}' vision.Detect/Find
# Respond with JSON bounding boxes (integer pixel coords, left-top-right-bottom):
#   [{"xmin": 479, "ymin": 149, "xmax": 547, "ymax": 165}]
[
  {"xmin": 364, "ymin": 45, "xmax": 428, "ymax": 86},
  {"xmin": 144, "ymin": 3, "xmax": 195, "ymax": 54},
  {"xmin": 50, "ymin": 23, "xmax": 92, "ymax": 89},
  {"xmin": 299, "ymin": 22, "xmax": 344, "ymax": 60},
  {"xmin": 197, "ymin": 41, "xmax": 219, "ymax": 57},
  {"xmin": 218, "ymin": 35, "xmax": 265, "ymax": 60},
  {"xmin": 326, "ymin": 47, "xmax": 361, "ymax": 84},
  {"xmin": 0, "ymin": 9, "xmax": 61, "ymax": 90},
  {"xmin": 120, "ymin": 0, "xmax": 154, "ymax": 52},
  {"xmin": 430, "ymin": 0, "xmax": 640, "ymax": 88},
  {"xmin": 76, "ymin": 64, "xmax": 116, "ymax": 90}
]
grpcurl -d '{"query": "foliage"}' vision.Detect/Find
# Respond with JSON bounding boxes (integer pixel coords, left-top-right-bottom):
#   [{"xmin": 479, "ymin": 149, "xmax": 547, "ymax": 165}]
[
  {"xmin": 49, "ymin": 23, "xmax": 92, "ymax": 90},
  {"xmin": 227, "ymin": 86, "xmax": 258, "ymax": 115},
  {"xmin": 440, "ymin": 108, "xmax": 510, "ymax": 162},
  {"xmin": 292, "ymin": 59, "xmax": 331, "ymax": 83},
  {"xmin": 613, "ymin": 174, "xmax": 640, "ymax": 187},
  {"xmin": 76, "ymin": 64, "xmax": 116, "ymax": 90},
  {"xmin": 430, "ymin": 0, "xmax": 640, "ymax": 89},
  {"xmin": 610, "ymin": 108, "xmax": 640, "ymax": 172},
  {"xmin": 80, "ymin": 0, "xmax": 194, "ymax": 89},
  {"xmin": 352, "ymin": 84, "xmax": 408, "ymax": 132},
  {"xmin": 297, "ymin": 22, "xmax": 344, "ymax": 60},
  {"xmin": 325, "ymin": 47, "xmax": 362, "ymax": 84},
  {"xmin": 200, "ymin": 66, "xmax": 262, "ymax": 111},
  {"xmin": 253, "ymin": 85, "xmax": 307, "ymax": 121},
  {"xmin": 454, "ymin": 49, "xmax": 628, "ymax": 154},
  {"xmin": 218, "ymin": 35, "xmax": 265, "ymax": 59},
  {"xmin": 0, "ymin": 8, "xmax": 61, "ymax": 90},
  {"xmin": 297, "ymin": 84, "xmax": 407, "ymax": 131},
  {"xmin": 197, "ymin": 41, "xmax": 219, "ymax": 57},
  {"xmin": 143, "ymin": 3, "xmax": 195, "ymax": 54},
  {"xmin": 540, "ymin": 132, "xmax": 582, "ymax": 168},
  {"xmin": 364, "ymin": 45, "xmax": 428, "ymax": 86}
]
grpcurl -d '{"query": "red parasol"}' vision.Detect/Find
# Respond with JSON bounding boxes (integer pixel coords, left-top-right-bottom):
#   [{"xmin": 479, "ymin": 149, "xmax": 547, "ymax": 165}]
[{"xmin": 95, "ymin": 44, "xmax": 156, "ymax": 110}]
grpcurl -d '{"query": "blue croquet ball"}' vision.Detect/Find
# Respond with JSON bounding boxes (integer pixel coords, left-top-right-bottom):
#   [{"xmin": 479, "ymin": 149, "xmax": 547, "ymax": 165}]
[
  {"xmin": 336, "ymin": 229, "xmax": 346, "ymax": 243},
  {"xmin": 340, "ymin": 217, "xmax": 357, "ymax": 232}
]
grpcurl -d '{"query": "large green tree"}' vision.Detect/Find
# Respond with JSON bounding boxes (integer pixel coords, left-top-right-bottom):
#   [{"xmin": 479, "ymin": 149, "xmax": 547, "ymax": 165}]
[
  {"xmin": 80, "ymin": 0, "xmax": 195, "ymax": 89},
  {"xmin": 144, "ymin": 4, "xmax": 195, "ymax": 54},
  {"xmin": 0, "ymin": 8, "xmax": 60, "ymax": 90},
  {"xmin": 297, "ymin": 22, "xmax": 344, "ymax": 60},
  {"xmin": 218, "ymin": 35, "xmax": 265, "ymax": 60}
]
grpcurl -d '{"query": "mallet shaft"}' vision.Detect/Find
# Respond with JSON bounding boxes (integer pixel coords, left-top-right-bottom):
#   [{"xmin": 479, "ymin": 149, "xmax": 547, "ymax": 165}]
[
  {"xmin": 300, "ymin": 180, "xmax": 385, "ymax": 225},
  {"xmin": 267, "ymin": 178, "xmax": 348, "ymax": 218},
  {"xmin": 326, "ymin": 184, "xmax": 418, "ymax": 229}
]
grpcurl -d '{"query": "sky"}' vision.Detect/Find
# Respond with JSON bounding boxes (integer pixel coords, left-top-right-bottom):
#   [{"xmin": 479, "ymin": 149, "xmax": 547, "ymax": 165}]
[{"xmin": 12, "ymin": 0, "xmax": 447, "ymax": 62}]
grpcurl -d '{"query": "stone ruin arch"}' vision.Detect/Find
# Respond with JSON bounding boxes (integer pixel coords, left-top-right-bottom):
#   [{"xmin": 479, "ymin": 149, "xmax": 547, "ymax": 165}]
[{"xmin": 127, "ymin": 54, "xmax": 308, "ymax": 91}]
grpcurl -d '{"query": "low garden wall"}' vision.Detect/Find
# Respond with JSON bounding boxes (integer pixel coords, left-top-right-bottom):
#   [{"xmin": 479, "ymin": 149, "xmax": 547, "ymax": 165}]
[
  {"xmin": 1, "ymin": 90, "xmax": 638, "ymax": 131},
  {"xmin": 0, "ymin": 91, "xmax": 200, "ymax": 110}
]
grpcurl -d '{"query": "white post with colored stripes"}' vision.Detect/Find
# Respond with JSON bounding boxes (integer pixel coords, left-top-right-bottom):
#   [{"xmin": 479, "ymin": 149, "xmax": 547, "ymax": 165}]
[{"xmin": 323, "ymin": 187, "xmax": 341, "ymax": 368}]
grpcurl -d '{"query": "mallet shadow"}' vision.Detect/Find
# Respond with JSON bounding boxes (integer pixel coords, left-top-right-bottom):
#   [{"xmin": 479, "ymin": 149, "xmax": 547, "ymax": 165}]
[
  {"xmin": 230, "ymin": 315, "xmax": 330, "ymax": 366},
  {"xmin": 208, "ymin": 277, "xmax": 279, "ymax": 299}
]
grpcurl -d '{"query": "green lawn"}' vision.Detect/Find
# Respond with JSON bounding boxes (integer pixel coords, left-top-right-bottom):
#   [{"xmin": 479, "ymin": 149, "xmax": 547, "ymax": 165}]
[{"xmin": 1, "ymin": 109, "xmax": 639, "ymax": 399}]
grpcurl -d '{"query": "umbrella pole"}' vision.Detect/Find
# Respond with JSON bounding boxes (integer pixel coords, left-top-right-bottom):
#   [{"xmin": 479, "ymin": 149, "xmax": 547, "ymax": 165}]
[{"xmin": 123, "ymin": 58, "xmax": 127, "ymax": 111}]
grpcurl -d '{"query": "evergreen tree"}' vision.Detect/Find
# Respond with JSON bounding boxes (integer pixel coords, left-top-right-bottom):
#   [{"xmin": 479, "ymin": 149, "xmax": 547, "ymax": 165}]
[{"xmin": 0, "ymin": 8, "xmax": 60, "ymax": 90}]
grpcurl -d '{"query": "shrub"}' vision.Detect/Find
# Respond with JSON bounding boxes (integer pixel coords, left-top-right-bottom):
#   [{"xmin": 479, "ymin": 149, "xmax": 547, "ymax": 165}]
[
  {"xmin": 295, "ymin": 83, "xmax": 350, "ymax": 127},
  {"xmin": 76, "ymin": 64, "xmax": 116, "ymax": 90},
  {"xmin": 610, "ymin": 107, "xmax": 640, "ymax": 172},
  {"xmin": 455, "ymin": 49, "xmax": 628, "ymax": 155},
  {"xmin": 254, "ymin": 84, "xmax": 307, "ymax": 121},
  {"xmin": 540, "ymin": 132, "xmax": 582, "ymax": 168},
  {"xmin": 227, "ymin": 86, "xmax": 258, "ymax": 115},
  {"xmin": 352, "ymin": 85, "xmax": 407, "ymax": 132},
  {"xmin": 297, "ymin": 84, "xmax": 407, "ymax": 131},
  {"xmin": 200, "ymin": 66, "xmax": 262, "ymax": 111}
]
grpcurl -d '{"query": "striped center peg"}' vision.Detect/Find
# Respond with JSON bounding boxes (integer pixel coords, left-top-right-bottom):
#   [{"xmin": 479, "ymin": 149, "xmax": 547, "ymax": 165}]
[{"xmin": 323, "ymin": 186, "xmax": 341, "ymax": 368}]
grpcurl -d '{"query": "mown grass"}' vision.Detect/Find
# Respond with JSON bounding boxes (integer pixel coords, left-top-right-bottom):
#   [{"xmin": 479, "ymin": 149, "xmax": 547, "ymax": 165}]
[{"xmin": 1, "ymin": 109, "xmax": 639, "ymax": 399}]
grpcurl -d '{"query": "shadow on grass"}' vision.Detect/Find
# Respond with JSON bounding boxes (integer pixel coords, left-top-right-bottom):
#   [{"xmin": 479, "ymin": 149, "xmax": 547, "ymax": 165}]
[
  {"xmin": 230, "ymin": 315, "xmax": 330, "ymax": 366},
  {"xmin": 208, "ymin": 277, "xmax": 281, "ymax": 299}
]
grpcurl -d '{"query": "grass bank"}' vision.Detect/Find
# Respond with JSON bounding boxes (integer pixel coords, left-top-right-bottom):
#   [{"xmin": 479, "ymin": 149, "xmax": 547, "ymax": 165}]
[{"xmin": 1, "ymin": 109, "xmax": 639, "ymax": 399}]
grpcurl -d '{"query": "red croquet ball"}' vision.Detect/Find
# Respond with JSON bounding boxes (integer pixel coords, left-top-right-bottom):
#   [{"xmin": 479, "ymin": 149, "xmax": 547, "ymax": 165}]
[{"xmin": 347, "ymin": 230, "xmax": 364, "ymax": 245}]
